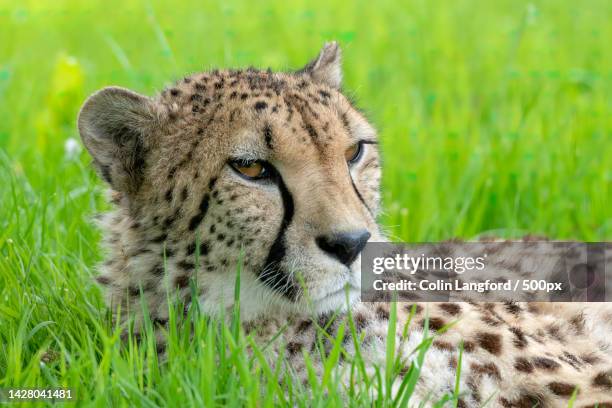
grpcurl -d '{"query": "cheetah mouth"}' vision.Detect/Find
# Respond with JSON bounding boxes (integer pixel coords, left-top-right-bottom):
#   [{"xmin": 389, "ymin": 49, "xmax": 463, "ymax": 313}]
[{"xmin": 315, "ymin": 283, "xmax": 360, "ymax": 302}]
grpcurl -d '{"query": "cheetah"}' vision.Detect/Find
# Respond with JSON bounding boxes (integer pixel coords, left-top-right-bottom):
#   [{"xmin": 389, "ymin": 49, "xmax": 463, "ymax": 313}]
[{"xmin": 78, "ymin": 42, "xmax": 612, "ymax": 407}]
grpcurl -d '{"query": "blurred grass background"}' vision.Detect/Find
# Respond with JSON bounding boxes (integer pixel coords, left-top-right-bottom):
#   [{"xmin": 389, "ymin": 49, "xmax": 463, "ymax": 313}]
[
  {"xmin": 1, "ymin": 0, "xmax": 610, "ymax": 242},
  {"xmin": 0, "ymin": 0, "xmax": 610, "ymax": 404}
]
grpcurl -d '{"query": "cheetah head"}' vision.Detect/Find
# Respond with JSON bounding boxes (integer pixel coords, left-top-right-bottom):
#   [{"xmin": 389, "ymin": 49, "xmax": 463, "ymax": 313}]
[{"xmin": 78, "ymin": 43, "xmax": 383, "ymax": 319}]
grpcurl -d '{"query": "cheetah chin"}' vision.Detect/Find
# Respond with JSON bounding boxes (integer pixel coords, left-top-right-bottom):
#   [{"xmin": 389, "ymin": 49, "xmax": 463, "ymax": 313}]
[{"xmin": 78, "ymin": 42, "xmax": 612, "ymax": 407}]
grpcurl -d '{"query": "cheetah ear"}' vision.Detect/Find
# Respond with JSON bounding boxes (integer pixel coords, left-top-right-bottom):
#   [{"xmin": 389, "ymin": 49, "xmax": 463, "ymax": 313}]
[
  {"xmin": 300, "ymin": 41, "xmax": 342, "ymax": 89},
  {"xmin": 77, "ymin": 86, "xmax": 160, "ymax": 195}
]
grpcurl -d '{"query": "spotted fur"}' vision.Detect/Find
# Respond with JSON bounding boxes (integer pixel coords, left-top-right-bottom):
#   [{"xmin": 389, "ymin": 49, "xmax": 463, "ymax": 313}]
[{"xmin": 78, "ymin": 43, "xmax": 612, "ymax": 407}]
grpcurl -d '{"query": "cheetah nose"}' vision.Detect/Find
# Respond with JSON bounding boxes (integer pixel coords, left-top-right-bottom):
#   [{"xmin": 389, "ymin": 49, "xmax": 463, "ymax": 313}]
[{"xmin": 316, "ymin": 229, "xmax": 371, "ymax": 267}]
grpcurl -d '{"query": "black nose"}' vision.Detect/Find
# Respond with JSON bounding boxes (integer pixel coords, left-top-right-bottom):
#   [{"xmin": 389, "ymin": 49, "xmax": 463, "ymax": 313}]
[{"xmin": 316, "ymin": 229, "xmax": 371, "ymax": 267}]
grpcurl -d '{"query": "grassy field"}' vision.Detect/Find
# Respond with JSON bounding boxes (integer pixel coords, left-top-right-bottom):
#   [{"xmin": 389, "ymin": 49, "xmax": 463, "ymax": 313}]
[{"xmin": 0, "ymin": 0, "xmax": 610, "ymax": 405}]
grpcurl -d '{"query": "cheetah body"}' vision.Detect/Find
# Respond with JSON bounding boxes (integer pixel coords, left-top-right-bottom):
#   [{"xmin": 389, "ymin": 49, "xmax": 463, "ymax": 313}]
[{"xmin": 78, "ymin": 43, "xmax": 612, "ymax": 407}]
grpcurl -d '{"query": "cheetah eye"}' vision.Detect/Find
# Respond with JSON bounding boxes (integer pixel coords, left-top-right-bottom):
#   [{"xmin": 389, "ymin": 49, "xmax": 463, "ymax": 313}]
[
  {"xmin": 345, "ymin": 142, "xmax": 363, "ymax": 164},
  {"xmin": 229, "ymin": 159, "xmax": 270, "ymax": 180}
]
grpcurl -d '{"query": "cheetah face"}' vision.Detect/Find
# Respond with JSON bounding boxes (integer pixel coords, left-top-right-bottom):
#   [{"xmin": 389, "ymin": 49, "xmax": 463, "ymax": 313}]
[{"xmin": 78, "ymin": 43, "xmax": 383, "ymax": 318}]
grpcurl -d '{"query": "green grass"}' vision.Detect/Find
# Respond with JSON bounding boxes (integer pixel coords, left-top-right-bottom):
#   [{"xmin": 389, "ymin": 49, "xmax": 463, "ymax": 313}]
[{"xmin": 0, "ymin": 0, "xmax": 610, "ymax": 406}]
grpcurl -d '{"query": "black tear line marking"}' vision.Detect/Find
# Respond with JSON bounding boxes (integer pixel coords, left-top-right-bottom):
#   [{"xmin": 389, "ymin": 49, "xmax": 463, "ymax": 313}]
[
  {"xmin": 260, "ymin": 169, "xmax": 297, "ymax": 300},
  {"xmin": 350, "ymin": 176, "xmax": 374, "ymax": 218}
]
